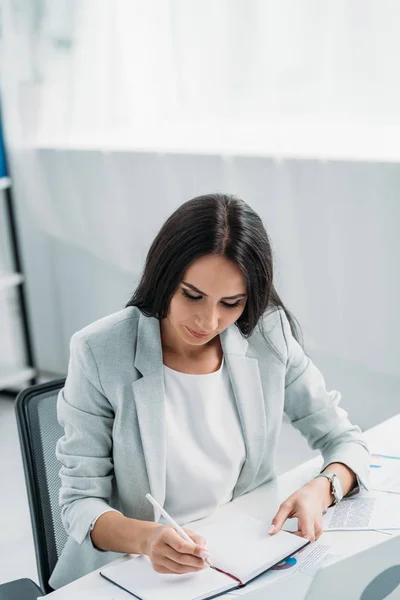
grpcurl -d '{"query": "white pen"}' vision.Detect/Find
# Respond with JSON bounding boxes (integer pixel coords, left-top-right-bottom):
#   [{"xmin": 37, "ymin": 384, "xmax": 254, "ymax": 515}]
[{"xmin": 145, "ymin": 493, "xmax": 213, "ymax": 567}]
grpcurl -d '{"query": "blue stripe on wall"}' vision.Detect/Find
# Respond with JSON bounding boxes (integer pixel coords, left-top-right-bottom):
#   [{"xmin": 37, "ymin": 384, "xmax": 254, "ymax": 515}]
[{"xmin": 0, "ymin": 112, "xmax": 8, "ymax": 177}]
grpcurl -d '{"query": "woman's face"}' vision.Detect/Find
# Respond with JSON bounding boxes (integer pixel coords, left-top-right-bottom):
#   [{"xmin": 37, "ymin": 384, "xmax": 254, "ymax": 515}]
[{"xmin": 166, "ymin": 254, "xmax": 247, "ymax": 346}]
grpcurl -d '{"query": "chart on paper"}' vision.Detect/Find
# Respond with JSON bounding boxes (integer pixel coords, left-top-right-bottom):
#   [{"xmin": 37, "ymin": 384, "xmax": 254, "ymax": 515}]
[{"xmin": 369, "ymin": 453, "xmax": 400, "ymax": 494}]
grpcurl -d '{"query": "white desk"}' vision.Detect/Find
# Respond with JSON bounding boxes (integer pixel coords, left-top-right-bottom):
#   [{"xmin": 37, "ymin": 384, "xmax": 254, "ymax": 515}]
[{"xmin": 43, "ymin": 414, "xmax": 400, "ymax": 599}]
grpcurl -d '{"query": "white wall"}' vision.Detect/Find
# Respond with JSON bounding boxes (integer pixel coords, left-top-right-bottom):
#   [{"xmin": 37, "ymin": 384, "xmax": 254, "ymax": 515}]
[{"xmin": 8, "ymin": 148, "xmax": 400, "ymax": 430}]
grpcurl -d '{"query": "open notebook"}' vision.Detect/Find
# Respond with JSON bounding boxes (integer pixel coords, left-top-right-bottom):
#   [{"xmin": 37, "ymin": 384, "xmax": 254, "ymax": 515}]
[{"xmin": 99, "ymin": 512, "xmax": 308, "ymax": 600}]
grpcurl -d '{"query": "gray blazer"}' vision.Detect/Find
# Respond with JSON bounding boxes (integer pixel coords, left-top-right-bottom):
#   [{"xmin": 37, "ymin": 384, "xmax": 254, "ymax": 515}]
[{"xmin": 49, "ymin": 306, "xmax": 370, "ymax": 589}]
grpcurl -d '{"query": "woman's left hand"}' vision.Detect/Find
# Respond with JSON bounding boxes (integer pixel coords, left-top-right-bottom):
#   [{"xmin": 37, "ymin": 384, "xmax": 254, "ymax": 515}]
[{"xmin": 268, "ymin": 477, "xmax": 333, "ymax": 542}]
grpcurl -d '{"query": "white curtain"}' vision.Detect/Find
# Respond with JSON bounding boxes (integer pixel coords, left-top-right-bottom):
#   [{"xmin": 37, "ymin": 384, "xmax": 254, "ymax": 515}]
[
  {"xmin": 1, "ymin": 0, "xmax": 400, "ymax": 395},
  {"xmin": 2, "ymin": 0, "xmax": 400, "ymax": 151}
]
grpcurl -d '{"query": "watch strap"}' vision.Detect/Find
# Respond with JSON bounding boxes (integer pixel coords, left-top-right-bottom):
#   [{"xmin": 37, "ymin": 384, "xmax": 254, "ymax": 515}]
[{"xmin": 315, "ymin": 472, "xmax": 339, "ymax": 504}]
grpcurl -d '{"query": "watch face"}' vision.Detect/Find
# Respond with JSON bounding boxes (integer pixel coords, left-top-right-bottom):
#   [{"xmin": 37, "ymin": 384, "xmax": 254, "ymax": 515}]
[{"xmin": 332, "ymin": 474, "xmax": 344, "ymax": 501}]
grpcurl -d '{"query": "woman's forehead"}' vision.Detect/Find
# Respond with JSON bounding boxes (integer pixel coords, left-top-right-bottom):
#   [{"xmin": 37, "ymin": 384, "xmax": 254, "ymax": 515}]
[{"xmin": 182, "ymin": 256, "xmax": 247, "ymax": 295}]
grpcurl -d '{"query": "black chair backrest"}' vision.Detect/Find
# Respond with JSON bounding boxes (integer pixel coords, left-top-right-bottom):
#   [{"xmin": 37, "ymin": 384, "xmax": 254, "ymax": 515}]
[{"xmin": 15, "ymin": 379, "xmax": 66, "ymax": 594}]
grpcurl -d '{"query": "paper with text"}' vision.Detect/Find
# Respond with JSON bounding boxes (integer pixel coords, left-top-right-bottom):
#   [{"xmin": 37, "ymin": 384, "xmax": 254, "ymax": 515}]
[{"xmin": 323, "ymin": 489, "xmax": 400, "ymax": 530}]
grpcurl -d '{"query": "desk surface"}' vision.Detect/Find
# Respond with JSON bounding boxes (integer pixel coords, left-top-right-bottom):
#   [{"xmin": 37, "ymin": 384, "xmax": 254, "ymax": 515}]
[{"xmin": 43, "ymin": 414, "xmax": 400, "ymax": 598}]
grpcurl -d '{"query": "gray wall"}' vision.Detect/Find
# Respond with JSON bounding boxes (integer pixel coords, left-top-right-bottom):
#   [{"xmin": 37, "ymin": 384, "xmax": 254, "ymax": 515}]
[{"xmin": 10, "ymin": 149, "xmax": 400, "ymax": 430}]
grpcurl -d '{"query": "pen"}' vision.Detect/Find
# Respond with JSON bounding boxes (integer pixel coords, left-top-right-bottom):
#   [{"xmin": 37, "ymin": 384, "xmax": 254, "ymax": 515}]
[{"xmin": 145, "ymin": 493, "xmax": 213, "ymax": 567}]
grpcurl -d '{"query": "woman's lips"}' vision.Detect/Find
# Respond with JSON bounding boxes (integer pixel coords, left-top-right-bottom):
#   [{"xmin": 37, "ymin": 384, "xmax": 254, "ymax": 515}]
[{"xmin": 186, "ymin": 327, "xmax": 211, "ymax": 338}]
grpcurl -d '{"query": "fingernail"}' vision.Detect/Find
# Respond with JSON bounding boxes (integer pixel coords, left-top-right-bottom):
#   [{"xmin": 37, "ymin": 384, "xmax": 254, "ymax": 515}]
[
  {"xmin": 268, "ymin": 525, "xmax": 275, "ymax": 534},
  {"xmin": 200, "ymin": 550, "xmax": 210, "ymax": 560}
]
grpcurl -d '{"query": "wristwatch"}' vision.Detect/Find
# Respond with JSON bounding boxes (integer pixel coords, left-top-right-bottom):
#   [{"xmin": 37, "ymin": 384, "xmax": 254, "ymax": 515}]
[{"xmin": 315, "ymin": 471, "xmax": 343, "ymax": 506}]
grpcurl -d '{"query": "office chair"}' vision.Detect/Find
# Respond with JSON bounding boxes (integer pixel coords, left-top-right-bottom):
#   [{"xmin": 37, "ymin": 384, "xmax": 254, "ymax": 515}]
[
  {"xmin": 0, "ymin": 578, "xmax": 43, "ymax": 600},
  {"xmin": 14, "ymin": 379, "xmax": 67, "ymax": 595}
]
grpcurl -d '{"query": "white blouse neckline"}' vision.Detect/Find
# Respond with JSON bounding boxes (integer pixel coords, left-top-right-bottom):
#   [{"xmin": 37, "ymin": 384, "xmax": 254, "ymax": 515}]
[{"xmin": 163, "ymin": 357, "xmax": 224, "ymax": 377}]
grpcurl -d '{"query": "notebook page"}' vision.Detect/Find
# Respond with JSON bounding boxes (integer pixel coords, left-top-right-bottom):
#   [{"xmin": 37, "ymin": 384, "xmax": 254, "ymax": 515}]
[
  {"xmin": 194, "ymin": 512, "xmax": 307, "ymax": 583},
  {"xmin": 100, "ymin": 555, "xmax": 236, "ymax": 600}
]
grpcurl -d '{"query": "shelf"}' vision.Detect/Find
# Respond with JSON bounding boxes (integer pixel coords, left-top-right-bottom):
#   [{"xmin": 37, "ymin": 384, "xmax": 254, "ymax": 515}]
[
  {"xmin": 0, "ymin": 177, "xmax": 11, "ymax": 191},
  {"xmin": 0, "ymin": 272, "xmax": 24, "ymax": 292},
  {"xmin": 0, "ymin": 132, "xmax": 35, "ymax": 390},
  {"xmin": 0, "ymin": 366, "xmax": 36, "ymax": 391}
]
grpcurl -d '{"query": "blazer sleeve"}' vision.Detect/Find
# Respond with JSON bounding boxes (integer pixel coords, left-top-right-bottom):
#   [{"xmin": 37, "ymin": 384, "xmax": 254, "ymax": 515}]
[
  {"xmin": 279, "ymin": 310, "xmax": 370, "ymax": 492},
  {"xmin": 56, "ymin": 333, "xmax": 121, "ymax": 546}
]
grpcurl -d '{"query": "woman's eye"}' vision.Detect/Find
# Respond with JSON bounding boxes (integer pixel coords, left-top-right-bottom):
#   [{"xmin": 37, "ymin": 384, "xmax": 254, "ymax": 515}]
[
  {"xmin": 182, "ymin": 289, "xmax": 241, "ymax": 308},
  {"xmin": 182, "ymin": 289, "xmax": 202, "ymax": 301},
  {"xmin": 222, "ymin": 302, "xmax": 241, "ymax": 309}
]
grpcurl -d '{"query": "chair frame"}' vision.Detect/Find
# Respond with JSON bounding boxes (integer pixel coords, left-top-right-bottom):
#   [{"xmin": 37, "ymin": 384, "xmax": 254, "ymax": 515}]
[
  {"xmin": 15, "ymin": 379, "xmax": 66, "ymax": 594},
  {"xmin": 0, "ymin": 577, "xmax": 44, "ymax": 600}
]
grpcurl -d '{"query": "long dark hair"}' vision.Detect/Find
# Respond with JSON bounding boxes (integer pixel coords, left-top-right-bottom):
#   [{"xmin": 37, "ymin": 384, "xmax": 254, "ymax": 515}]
[{"xmin": 126, "ymin": 193, "xmax": 302, "ymax": 356}]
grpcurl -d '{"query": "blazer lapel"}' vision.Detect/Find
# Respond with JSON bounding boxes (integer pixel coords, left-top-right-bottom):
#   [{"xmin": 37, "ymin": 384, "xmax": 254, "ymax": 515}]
[
  {"xmin": 221, "ymin": 325, "xmax": 267, "ymax": 498},
  {"xmin": 133, "ymin": 312, "xmax": 166, "ymax": 522}
]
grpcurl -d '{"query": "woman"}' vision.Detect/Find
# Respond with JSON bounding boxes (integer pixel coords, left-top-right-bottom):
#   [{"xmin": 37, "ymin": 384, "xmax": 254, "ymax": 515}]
[{"xmin": 49, "ymin": 193, "xmax": 369, "ymax": 589}]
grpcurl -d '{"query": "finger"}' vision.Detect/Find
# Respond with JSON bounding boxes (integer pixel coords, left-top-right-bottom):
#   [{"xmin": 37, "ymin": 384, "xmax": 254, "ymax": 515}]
[
  {"xmin": 161, "ymin": 544, "xmax": 208, "ymax": 569},
  {"xmin": 157, "ymin": 555, "xmax": 207, "ymax": 575},
  {"xmin": 298, "ymin": 516, "xmax": 315, "ymax": 542},
  {"xmin": 152, "ymin": 563, "xmax": 177, "ymax": 574},
  {"xmin": 290, "ymin": 530, "xmax": 305, "ymax": 537},
  {"xmin": 183, "ymin": 528, "xmax": 208, "ymax": 550},
  {"xmin": 164, "ymin": 529, "xmax": 208, "ymax": 560},
  {"xmin": 268, "ymin": 501, "xmax": 293, "ymax": 535}
]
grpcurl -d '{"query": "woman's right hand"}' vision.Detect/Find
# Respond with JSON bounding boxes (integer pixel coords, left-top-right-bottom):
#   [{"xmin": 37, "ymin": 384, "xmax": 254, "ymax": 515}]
[{"xmin": 144, "ymin": 524, "xmax": 210, "ymax": 574}]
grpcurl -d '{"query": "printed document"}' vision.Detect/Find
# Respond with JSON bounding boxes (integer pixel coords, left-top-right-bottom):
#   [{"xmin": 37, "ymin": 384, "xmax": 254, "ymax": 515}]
[{"xmin": 323, "ymin": 489, "xmax": 400, "ymax": 531}]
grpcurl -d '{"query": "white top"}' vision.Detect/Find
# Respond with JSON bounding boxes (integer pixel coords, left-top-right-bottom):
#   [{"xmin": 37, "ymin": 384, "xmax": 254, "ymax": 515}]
[{"xmin": 160, "ymin": 358, "xmax": 246, "ymax": 525}]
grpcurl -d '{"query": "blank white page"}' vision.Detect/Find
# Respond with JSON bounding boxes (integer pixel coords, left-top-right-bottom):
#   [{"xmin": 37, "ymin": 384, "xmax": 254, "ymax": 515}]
[
  {"xmin": 100, "ymin": 555, "xmax": 235, "ymax": 600},
  {"xmin": 194, "ymin": 512, "xmax": 307, "ymax": 583}
]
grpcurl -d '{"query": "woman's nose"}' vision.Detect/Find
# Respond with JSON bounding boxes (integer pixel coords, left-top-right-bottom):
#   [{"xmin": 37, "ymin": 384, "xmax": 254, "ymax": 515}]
[{"xmin": 197, "ymin": 308, "xmax": 219, "ymax": 332}]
